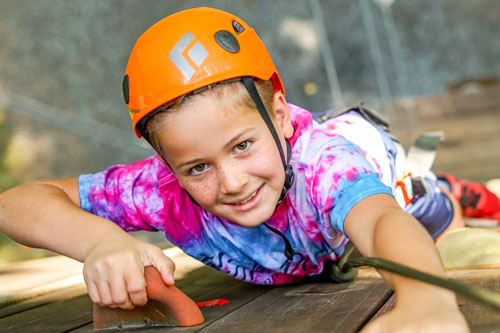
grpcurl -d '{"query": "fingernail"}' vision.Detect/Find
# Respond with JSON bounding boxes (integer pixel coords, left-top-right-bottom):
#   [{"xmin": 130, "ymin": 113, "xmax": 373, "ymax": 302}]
[{"xmin": 167, "ymin": 272, "xmax": 175, "ymax": 284}]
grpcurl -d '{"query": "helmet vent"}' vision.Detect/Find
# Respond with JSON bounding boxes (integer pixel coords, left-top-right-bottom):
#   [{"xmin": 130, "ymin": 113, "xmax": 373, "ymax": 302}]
[
  {"xmin": 214, "ymin": 30, "xmax": 240, "ymax": 53},
  {"xmin": 122, "ymin": 75, "xmax": 129, "ymax": 104},
  {"xmin": 232, "ymin": 20, "xmax": 245, "ymax": 34}
]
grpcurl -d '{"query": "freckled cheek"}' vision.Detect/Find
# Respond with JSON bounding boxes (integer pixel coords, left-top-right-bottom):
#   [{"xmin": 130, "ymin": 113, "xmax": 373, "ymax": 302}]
[
  {"xmin": 186, "ymin": 179, "xmax": 219, "ymax": 206},
  {"xmin": 247, "ymin": 148, "xmax": 283, "ymax": 179}
]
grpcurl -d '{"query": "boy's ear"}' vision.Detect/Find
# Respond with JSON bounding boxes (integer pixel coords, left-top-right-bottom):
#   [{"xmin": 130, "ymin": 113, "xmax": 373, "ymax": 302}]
[{"xmin": 272, "ymin": 91, "xmax": 294, "ymax": 139}]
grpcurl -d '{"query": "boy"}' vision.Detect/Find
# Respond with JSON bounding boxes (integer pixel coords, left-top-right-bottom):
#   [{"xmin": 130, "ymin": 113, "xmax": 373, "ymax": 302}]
[{"xmin": 0, "ymin": 7, "xmax": 479, "ymax": 331}]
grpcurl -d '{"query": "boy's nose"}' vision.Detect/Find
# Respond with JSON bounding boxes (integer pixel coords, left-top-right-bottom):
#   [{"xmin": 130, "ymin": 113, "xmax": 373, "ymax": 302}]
[{"xmin": 219, "ymin": 162, "xmax": 248, "ymax": 194}]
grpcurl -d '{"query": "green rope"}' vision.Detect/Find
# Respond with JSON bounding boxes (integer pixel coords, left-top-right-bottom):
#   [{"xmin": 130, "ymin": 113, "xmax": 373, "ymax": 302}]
[
  {"xmin": 344, "ymin": 257, "xmax": 500, "ymax": 312},
  {"xmin": 327, "ymin": 242, "xmax": 358, "ymax": 283},
  {"xmin": 328, "ymin": 242, "xmax": 500, "ymax": 312}
]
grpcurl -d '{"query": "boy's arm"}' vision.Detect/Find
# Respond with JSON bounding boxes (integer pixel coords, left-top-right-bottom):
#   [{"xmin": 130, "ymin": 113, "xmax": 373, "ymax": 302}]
[
  {"xmin": 344, "ymin": 193, "xmax": 468, "ymax": 332},
  {"xmin": 0, "ymin": 179, "xmax": 175, "ymax": 309}
]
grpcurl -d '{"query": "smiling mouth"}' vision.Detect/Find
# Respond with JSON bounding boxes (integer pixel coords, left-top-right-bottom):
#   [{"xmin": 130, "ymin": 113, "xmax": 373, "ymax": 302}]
[
  {"xmin": 228, "ymin": 184, "xmax": 264, "ymax": 206},
  {"xmin": 233, "ymin": 190, "xmax": 258, "ymax": 205}
]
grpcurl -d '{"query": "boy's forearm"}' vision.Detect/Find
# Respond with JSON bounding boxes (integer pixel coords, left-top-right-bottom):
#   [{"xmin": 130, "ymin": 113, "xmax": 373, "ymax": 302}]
[
  {"xmin": 0, "ymin": 182, "xmax": 128, "ymax": 262},
  {"xmin": 345, "ymin": 194, "xmax": 466, "ymax": 329},
  {"xmin": 370, "ymin": 207, "xmax": 454, "ymax": 302}
]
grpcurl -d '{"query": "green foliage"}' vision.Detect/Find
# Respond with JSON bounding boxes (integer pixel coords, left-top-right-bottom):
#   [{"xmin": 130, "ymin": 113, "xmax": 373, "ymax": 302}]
[
  {"xmin": 0, "ymin": 108, "xmax": 18, "ymax": 192},
  {"xmin": 0, "ymin": 173, "xmax": 18, "ymax": 192}
]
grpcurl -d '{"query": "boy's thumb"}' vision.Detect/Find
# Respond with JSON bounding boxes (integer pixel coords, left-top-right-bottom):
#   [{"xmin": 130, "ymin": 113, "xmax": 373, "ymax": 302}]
[{"xmin": 152, "ymin": 254, "xmax": 176, "ymax": 286}]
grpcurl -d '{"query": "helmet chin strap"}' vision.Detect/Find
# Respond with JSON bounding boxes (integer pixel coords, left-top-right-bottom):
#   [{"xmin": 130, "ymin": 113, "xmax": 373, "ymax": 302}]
[
  {"xmin": 241, "ymin": 77, "xmax": 294, "ymax": 207},
  {"xmin": 241, "ymin": 76, "xmax": 297, "ymax": 261}
]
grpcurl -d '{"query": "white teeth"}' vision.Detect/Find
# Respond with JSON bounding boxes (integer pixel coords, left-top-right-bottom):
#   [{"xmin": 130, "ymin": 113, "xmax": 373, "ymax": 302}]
[{"xmin": 235, "ymin": 190, "xmax": 257, "ymax": 205}]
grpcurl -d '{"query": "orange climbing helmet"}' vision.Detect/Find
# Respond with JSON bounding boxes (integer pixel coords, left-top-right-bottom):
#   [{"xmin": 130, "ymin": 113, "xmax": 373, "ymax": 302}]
[{"xmin": 123, "ymin": 7, "xmax": 285, "ymax": 138}]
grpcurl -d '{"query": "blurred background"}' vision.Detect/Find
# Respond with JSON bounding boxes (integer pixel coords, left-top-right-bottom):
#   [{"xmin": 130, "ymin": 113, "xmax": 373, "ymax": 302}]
[{"xmin": 1, "ymin": 0, "xmax": 499, "ymax": 263}]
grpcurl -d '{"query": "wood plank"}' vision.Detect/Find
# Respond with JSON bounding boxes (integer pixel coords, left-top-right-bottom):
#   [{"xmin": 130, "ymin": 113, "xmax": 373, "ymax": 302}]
[
  {"xmin": 447, "ymin": 269, "xmax": 500, "ymax": 332},
  {"xmin": 0, "ymin": 256, "xmax": 83, "ymax": 298},
  {"xmin": 0, "ymin": 294, "xmax": 93, "ymax": 333},
  {"xmin": 197, "ymin": 267, "xmax": 392, "ymax": 333},
  {"xmin": 0, "ymin": 284, "xmax": 87, "ymax": 319},
  {"xmin": 450, "ymin": 87, "xmax": 500, "ymax": 114}
]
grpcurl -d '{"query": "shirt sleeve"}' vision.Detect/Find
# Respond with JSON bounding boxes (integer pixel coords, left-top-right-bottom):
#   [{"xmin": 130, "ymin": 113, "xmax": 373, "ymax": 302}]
[
  {"xmin": 78, "ymin": 155, "xmax": 165, "ymax": 232},
  {"xmin": 311, "ymin": 136, "xmax": 394, "ymax": 236}
]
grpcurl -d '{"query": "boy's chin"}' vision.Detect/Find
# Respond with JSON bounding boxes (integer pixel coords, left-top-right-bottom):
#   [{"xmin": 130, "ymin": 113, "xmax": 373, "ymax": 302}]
[
  {"xmin": 229, "ymin": 211, "xmax": 274, "ymax": 228},
  {"xmin": 221, "ymin": 208, "xmax": 275, "ymax": 228},
  {"xmin": 231, "ymin": 219, "xmax": 268, "ymax": 228}
]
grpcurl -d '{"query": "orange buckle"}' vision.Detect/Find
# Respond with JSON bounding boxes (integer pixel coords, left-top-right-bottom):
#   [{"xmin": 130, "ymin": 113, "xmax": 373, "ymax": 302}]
[{"xmin": 396, "ymin": 172, "xmax": 413, "ymax": 206}]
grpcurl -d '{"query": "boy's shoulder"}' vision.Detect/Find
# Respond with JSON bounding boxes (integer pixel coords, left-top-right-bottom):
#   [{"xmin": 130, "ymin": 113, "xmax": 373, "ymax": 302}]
[{"xmin": 99, "ymin": 154, "xmax": 173, "ymax": 188}]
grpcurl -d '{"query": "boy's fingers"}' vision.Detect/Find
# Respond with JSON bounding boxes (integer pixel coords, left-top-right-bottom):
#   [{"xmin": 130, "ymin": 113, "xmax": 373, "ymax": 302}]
[
  {"xmin": 96, "ymin": 281, "xmax": 114, "ymax": 306},
  {"xmin": 152, "ymin": 252, "xmax": 176, "ymax": 286},
  {"xmin": 126, "ymin": 270, "xmax": 147, "ymax": 306},
  {"xmin": 118, "ymin": 301, "xmax": 134, "ymax": 310},
  {"xmin": 359, "ymin": 318, "xmax": 383, "ymax": 333},
  {"xmin": 109, "ymin": 275, "xmax": 131, "ymax": 307},
  {"xmin": 87, "ymin": 281, "xmax": 101, "ymax": 304},
  {"xmin": 128, "ymin": 290, "xmax": 147, "ymax": 307}
]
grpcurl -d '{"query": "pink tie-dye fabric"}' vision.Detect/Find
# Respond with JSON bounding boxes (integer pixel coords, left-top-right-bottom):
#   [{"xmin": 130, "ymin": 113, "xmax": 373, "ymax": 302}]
[{"xmin": 79, "ymin": 104, "xmax": 393, "ymax": 284}]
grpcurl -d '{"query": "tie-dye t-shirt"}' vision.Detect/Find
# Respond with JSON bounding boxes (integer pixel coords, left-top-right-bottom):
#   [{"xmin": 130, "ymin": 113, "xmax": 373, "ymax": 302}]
[{"xmin": 78, "ymin": 104, "xmax": 393, "ymax": 285}]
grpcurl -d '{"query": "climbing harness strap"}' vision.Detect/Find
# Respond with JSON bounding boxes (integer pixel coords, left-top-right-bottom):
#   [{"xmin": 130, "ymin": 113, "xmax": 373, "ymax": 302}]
[
  {"xmin": 404, "ymin": 131, "xmax": 444, "ymax": 179},
  {"xmin": 392, "ymin": 131, "xmax": 443, "ymax": 207},
  {"xmin": 315, "ymin": 103, "xmax": 391, "ymax": 134}
]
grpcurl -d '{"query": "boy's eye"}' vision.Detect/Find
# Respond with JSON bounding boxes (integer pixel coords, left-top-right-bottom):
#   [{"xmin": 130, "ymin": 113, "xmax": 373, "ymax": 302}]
[
  {"xmin": 234, "ymin": 141, "xmax": 251, "ymax": 152},
  {"xmin": 190, "ymin": 163, "xmax": 207, "ymax": 175}
]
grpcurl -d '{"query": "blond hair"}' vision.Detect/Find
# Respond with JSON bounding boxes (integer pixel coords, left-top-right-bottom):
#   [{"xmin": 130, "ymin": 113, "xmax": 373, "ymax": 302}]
[{"xmin": 146, "ymin": 79, "xmax": 275, "ymax": 155}]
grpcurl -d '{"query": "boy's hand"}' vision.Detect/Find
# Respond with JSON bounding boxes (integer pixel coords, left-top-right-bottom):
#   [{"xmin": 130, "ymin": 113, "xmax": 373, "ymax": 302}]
[
  {"xmin": 83, "ymin": 235, "xmax": 175, "ymax": 310},
  {"xmin": 345, "ymin": 194, "xmax": 469, "ymax": 332},
  {"xmin": 361, "ymin": 288, "xmax": 469, "ymax": 333}
]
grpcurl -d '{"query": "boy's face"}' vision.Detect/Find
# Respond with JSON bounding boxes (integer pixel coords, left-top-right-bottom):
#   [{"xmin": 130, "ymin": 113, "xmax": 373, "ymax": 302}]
[{"xmin": 157, "ymin": 90, "xmax": 294, "ymax": 227}]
